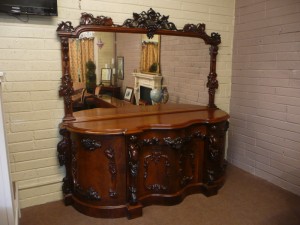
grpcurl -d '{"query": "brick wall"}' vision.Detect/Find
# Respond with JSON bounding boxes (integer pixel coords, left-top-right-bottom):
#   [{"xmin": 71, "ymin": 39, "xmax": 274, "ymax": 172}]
[
  {"xmin": 161, "ymin": 36, "xmax": 210, "ymax": 105},
  {"xmin": 229, "ymin": 0, "xmax": 300, "ymax": 196},
  {"xmin": 0, "ymin": 0, "xmax": 234, "ymax": 208},
  {"xmin": 116, "ymin": 33, "xmax": 141, "ymax": 96}
]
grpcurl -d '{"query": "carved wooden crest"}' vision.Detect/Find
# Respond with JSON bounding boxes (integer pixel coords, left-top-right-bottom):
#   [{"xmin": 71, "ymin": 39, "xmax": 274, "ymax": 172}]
[{"xmin": 122, "ymin": 8, "xmax": 177, "ymax": 38}]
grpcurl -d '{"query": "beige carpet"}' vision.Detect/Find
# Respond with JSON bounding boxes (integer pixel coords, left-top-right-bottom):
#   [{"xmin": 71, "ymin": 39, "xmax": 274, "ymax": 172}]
[{"xmin": 20, "ymin": 164, "xmax": 300, "ymax": 225}]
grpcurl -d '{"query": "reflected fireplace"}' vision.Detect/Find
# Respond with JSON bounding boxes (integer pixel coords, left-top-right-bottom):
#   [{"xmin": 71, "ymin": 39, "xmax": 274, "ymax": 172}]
[
  {"xmin": 140, "ymin": 86, "xmax": 152, "ymax": 105},
  {"xmin": 133, "ymin": 72, "xmax": 162, "ymax": 105}
]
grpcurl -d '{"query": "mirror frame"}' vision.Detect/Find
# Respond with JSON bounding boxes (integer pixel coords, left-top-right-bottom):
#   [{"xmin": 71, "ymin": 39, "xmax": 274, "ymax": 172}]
[{"xmin": 57, "ymin": 8, "xmax": 221, "ymax": 122}]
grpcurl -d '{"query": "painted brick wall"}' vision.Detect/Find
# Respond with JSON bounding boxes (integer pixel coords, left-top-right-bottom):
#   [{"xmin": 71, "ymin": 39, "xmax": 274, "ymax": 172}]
[
  {"xmin": 0, "ymin": 0, "xmax": 235, "ymax": 208},
  {"xmin": 161, "ymin": 36, "xmax": 210, "ymax": 105},
  {"xmin": 116, "ymin": 33, "xmax": 141, "ymax": 96},
  {"xmin": 229, "ymin": 0, "xmax": 300, "ymax": 196}
]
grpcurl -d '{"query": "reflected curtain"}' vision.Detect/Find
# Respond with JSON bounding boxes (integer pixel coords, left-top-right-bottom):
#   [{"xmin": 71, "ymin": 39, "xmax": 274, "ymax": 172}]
[
  {"xmin": 68, "ymin": 38, "xmax": 94, "ymax": 88},
  {"xmin": 140, "ymin": 42, "xmax": 159, "ymax": 73}
]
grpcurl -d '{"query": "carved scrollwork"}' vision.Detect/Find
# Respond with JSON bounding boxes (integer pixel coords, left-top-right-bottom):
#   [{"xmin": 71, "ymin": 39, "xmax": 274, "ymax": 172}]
[
  {"xmin": 211, "ymin": 32, "xmax": 221, "ymax": 44},
  {"xmin": 57, "ymin": 21, "xmax": 75, "ymax": 32},
  {"xmin": 142, "ymin": 137, "xmax": 159, "ymax": 145},
  {"xmin": 122, "ymin": 8, "xmax": 177, "ymax": 38},
  {"xmin": 75, "ymin": 183, "xmax": 101, "ymax": 201},
  {"xmin": 81, "ymin": 138, "xmax": 102, "ymax": 151},
  {"xmin": 71, "ymin": 140, "xmax": 77, "ymax": 182},
  {"xmin": 59, "ymin": 37, "xmax": 74, "ymax": 112},
  {"xmin": 128, "ymin": 135, "xmax": 140, "ymax": 204},
  {"xmin": 57, "ymin": 128, "xmax": 70, "ymax": 166},
  {"xmin": 191, "ymin": 130, "xmax": 206, "ymax": 140},
  {"xmin": 59, "ymin": 75, "xmax": 73, "ymax": 110},
  {"xmin": 208, "ymin": 134, "xmax": 220, "ymax": 161},
  {"xmin": 144, "ymin": 151, "xmax": 170, "ymax": 192},
  {"xmin": 207, "ymin": 122, "xmax": 229, "ymax": 162},
  {"xmin": 62, "ymin": 177, "xmax": 71, "ymax": 195},
  {"xmin": 206, "ymin": 169, "xmax": 215, "ymax": 184},
  {"xmin": 204, "ymin": 121, "xmax": 229, "ymax": 184},
  {"xmin": 104, "ymin": 148, "xmax": 118, "ymax": 198},
  {"xmin": 128, "ymin": 186, "xmax": 137, "ymax": 204},
  {"xmin": 80, "ymin": 12, "xmax": 113, "ymax": 26},
  {"xmin": 207, "ymin": 45, "xmax": 219, "ymax": 107},
  {"xmin": 163, "ymin": 137, "xmax": 187, "ymax": 150},
  {"xmin": 183, "ymin": 23, "xmax": 206, "ymax": 33}
]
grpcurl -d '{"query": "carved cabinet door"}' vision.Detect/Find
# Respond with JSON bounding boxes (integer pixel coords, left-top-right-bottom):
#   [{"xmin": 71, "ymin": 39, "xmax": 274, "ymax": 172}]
[
  {"xmin": 127, "ymin": 125, "xmax": 207, "ymax": 203},
  {"xmin": 71, "ymin": 133, "xmax": 127, "ymax": 206}
]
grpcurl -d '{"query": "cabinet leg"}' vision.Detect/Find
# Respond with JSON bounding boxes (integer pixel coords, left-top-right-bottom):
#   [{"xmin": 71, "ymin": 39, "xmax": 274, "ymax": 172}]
[
  {"xmin": 127, "ymin": 203, "xmax": 143, "ymax": 219},
  {"xmin": 64, "ymin": 194, "xmax": 73, "ymax": 206}
]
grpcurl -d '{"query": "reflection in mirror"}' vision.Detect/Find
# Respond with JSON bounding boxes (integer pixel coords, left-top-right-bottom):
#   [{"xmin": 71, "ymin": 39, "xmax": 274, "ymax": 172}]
[
  {"xmin": 161, "ymin": 35, "xmax": 210, "ymax": 105},
  {"xmin": 94, "ymin": 32, "xmax": 116, "ymax": 86},
  {"xmin": 69, "ymin": 32, "xmax": 94, "ymax": 92},
  {"xmin": 69, "ymin": 31, "xmax": 209, "ymax": 106},
  {"xmin": 69, "ymin": 32, "xmax": 116, "ymax": 94},
  {"xmin": 101, "ymin": 68, "xmax": 112, "ymax": 85},
  {"xmin": 140, "ymin": 34, "xmax": 160, "ymax": 74}
]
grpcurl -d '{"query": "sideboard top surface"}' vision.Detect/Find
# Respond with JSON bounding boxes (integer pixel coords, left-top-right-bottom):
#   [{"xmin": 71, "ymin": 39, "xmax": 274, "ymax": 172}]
[{"xmin": 65, "ymin": 103, "xmax": 229, "ymax": 135}]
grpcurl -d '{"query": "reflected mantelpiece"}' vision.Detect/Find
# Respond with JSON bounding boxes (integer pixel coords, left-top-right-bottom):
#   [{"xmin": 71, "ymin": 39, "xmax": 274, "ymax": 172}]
[{"xmin": 132, "ymin": 72, "xmax": 162, "ymax": 105}]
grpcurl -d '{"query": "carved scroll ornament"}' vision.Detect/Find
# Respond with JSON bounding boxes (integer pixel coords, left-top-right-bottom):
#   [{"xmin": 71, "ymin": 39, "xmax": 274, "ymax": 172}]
[
  {"xmin": 74, "ymin": 184, "xmax": 101, "ymax": 201},
  {"xmin": 128, "ymin": 135, "xmax": 140, "ymax": 205},
  {"xmin": 80, "ymin": 12, "xmax": 113, "ymax": 26},
  {"xmin": 122, "ymin": 8, "xmax": 177, "ymax": 38},
  {"xmin": 81, "ymin": 138, "xmax": 102, "ymax": 151}
]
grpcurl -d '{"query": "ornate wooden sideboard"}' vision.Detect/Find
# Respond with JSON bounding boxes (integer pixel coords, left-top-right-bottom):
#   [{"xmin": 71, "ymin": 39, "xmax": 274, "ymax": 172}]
[
  {"xmin": 58, "ymin": 104, "xmax": 229, "ymax": 218},
  {"xmin": 56, "ymin": 9, "xmax": 229, "ymax": 219}
]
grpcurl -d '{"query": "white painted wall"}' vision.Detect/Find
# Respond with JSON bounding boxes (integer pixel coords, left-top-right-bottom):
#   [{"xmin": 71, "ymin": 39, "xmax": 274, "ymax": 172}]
[{"xmin": 0, "ymin": 72, "xmax": 16, "ymax": 225}]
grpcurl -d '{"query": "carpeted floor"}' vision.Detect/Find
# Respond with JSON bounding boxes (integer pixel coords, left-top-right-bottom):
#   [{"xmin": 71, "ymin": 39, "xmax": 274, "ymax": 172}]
[{"xmin": 20, "ymin": 164, "xmax": 300, "ymax": 225}]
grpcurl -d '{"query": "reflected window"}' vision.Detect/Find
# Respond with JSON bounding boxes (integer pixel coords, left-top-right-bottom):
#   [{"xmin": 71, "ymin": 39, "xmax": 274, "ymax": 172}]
[{"xmin": 140, "ymin": 34, "xmax": 160, "ymax": 74}]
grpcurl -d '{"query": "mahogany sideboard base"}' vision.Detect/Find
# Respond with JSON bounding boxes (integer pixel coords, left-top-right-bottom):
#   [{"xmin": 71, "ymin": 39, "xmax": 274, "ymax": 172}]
[
  {"xmin": 63, "ymin": 178, "xmax": 225, "ymax": 219},
  {"xmin": 57, "ymin": 104, "xmax": 229, "ymax": 219}
]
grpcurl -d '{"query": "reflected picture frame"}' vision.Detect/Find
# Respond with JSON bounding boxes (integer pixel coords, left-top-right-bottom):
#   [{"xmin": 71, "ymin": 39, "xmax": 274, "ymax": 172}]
[
  {"xmin": 101, "ymin": 68, "xmax": 112, "ymax": 85},
  {"xmin": 123, "ymin": 87, "xmax": 134, "ymax": 102},
  {"xmin": 117, "ymin": 56, "xmax": 124, "ymax": 80}
]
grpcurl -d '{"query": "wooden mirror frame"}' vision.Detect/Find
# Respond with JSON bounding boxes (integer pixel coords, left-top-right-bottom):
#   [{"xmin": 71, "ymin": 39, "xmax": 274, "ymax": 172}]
[{"xmin": 57, "ymin": 8, "xmax": 221, "ymax": 122}]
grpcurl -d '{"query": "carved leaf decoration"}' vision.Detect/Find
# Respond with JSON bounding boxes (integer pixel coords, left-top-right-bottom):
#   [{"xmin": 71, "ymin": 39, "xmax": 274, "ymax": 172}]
[
  {"xmin": 75, "ymin": 184, "xmax": 101, "ymax": 201},
  {"xmin": 57, "ymin": 21, "xmax": 75, "ymax": 32},
  {"xmin": 164, "ymin": 137, "xmax": 186, "ymax": 150},
  {"xmin": 211, "ymin": 32, "xmax": 221, "ymax": 44},
  {"xmin": 183, "ymin": 23, "xmax": 206, "ymax": 33},
  {"xmin": 122, "ymin": 8, "xmax": 177, "ymax": 39},
  {"xmin": 80, "ymin": 12, "xmax": 113, "ymax": 26},
  {"xmin": 81, "ymin": 138, "xmax": 102, "ymax": 151},
  {"xmin": 57, "ymin": 128, "xmax": 70, "ymax": 166}
]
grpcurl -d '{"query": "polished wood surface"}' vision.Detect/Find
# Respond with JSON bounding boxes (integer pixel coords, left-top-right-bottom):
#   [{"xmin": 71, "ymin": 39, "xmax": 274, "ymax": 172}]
[{"xmin": 69, "ymin": 104, "xmax": 229, "ymax": 134}]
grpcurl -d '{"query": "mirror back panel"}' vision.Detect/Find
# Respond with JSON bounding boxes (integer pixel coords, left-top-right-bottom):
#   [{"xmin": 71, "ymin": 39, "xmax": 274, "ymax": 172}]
[{"xmin": 57, "ymin": 8, "xmax": 221, "ymax": 121}]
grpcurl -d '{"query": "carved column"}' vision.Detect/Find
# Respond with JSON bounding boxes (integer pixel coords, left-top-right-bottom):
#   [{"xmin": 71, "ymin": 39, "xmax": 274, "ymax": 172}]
[
  {"xmin": 203, "ymin": 121, "xmax": 229, "ymax": 196},
  {"xmin": 57, "ymin": 127, "xmax": 73, "ymax": 204},
  {"xmin": 59, "ymin": 36, "xmax": 75, "ymax": 121},
  {"xmin": 207, "ymin": 45, "xmax": 219, "ymax": 108},
  {"xmin": 128, "ymin": 135, "xmax": 140, "ymax": 205}
]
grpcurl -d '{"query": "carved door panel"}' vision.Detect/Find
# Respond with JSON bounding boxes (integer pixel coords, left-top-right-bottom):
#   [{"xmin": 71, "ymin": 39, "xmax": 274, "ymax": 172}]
[
  {"xmin": 127, "ymin": 125, "xmax": 207, "ymax": 201},
  {"xmin": 71, "ymin": 133, "xmax": 127, "ymax": 206}
]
